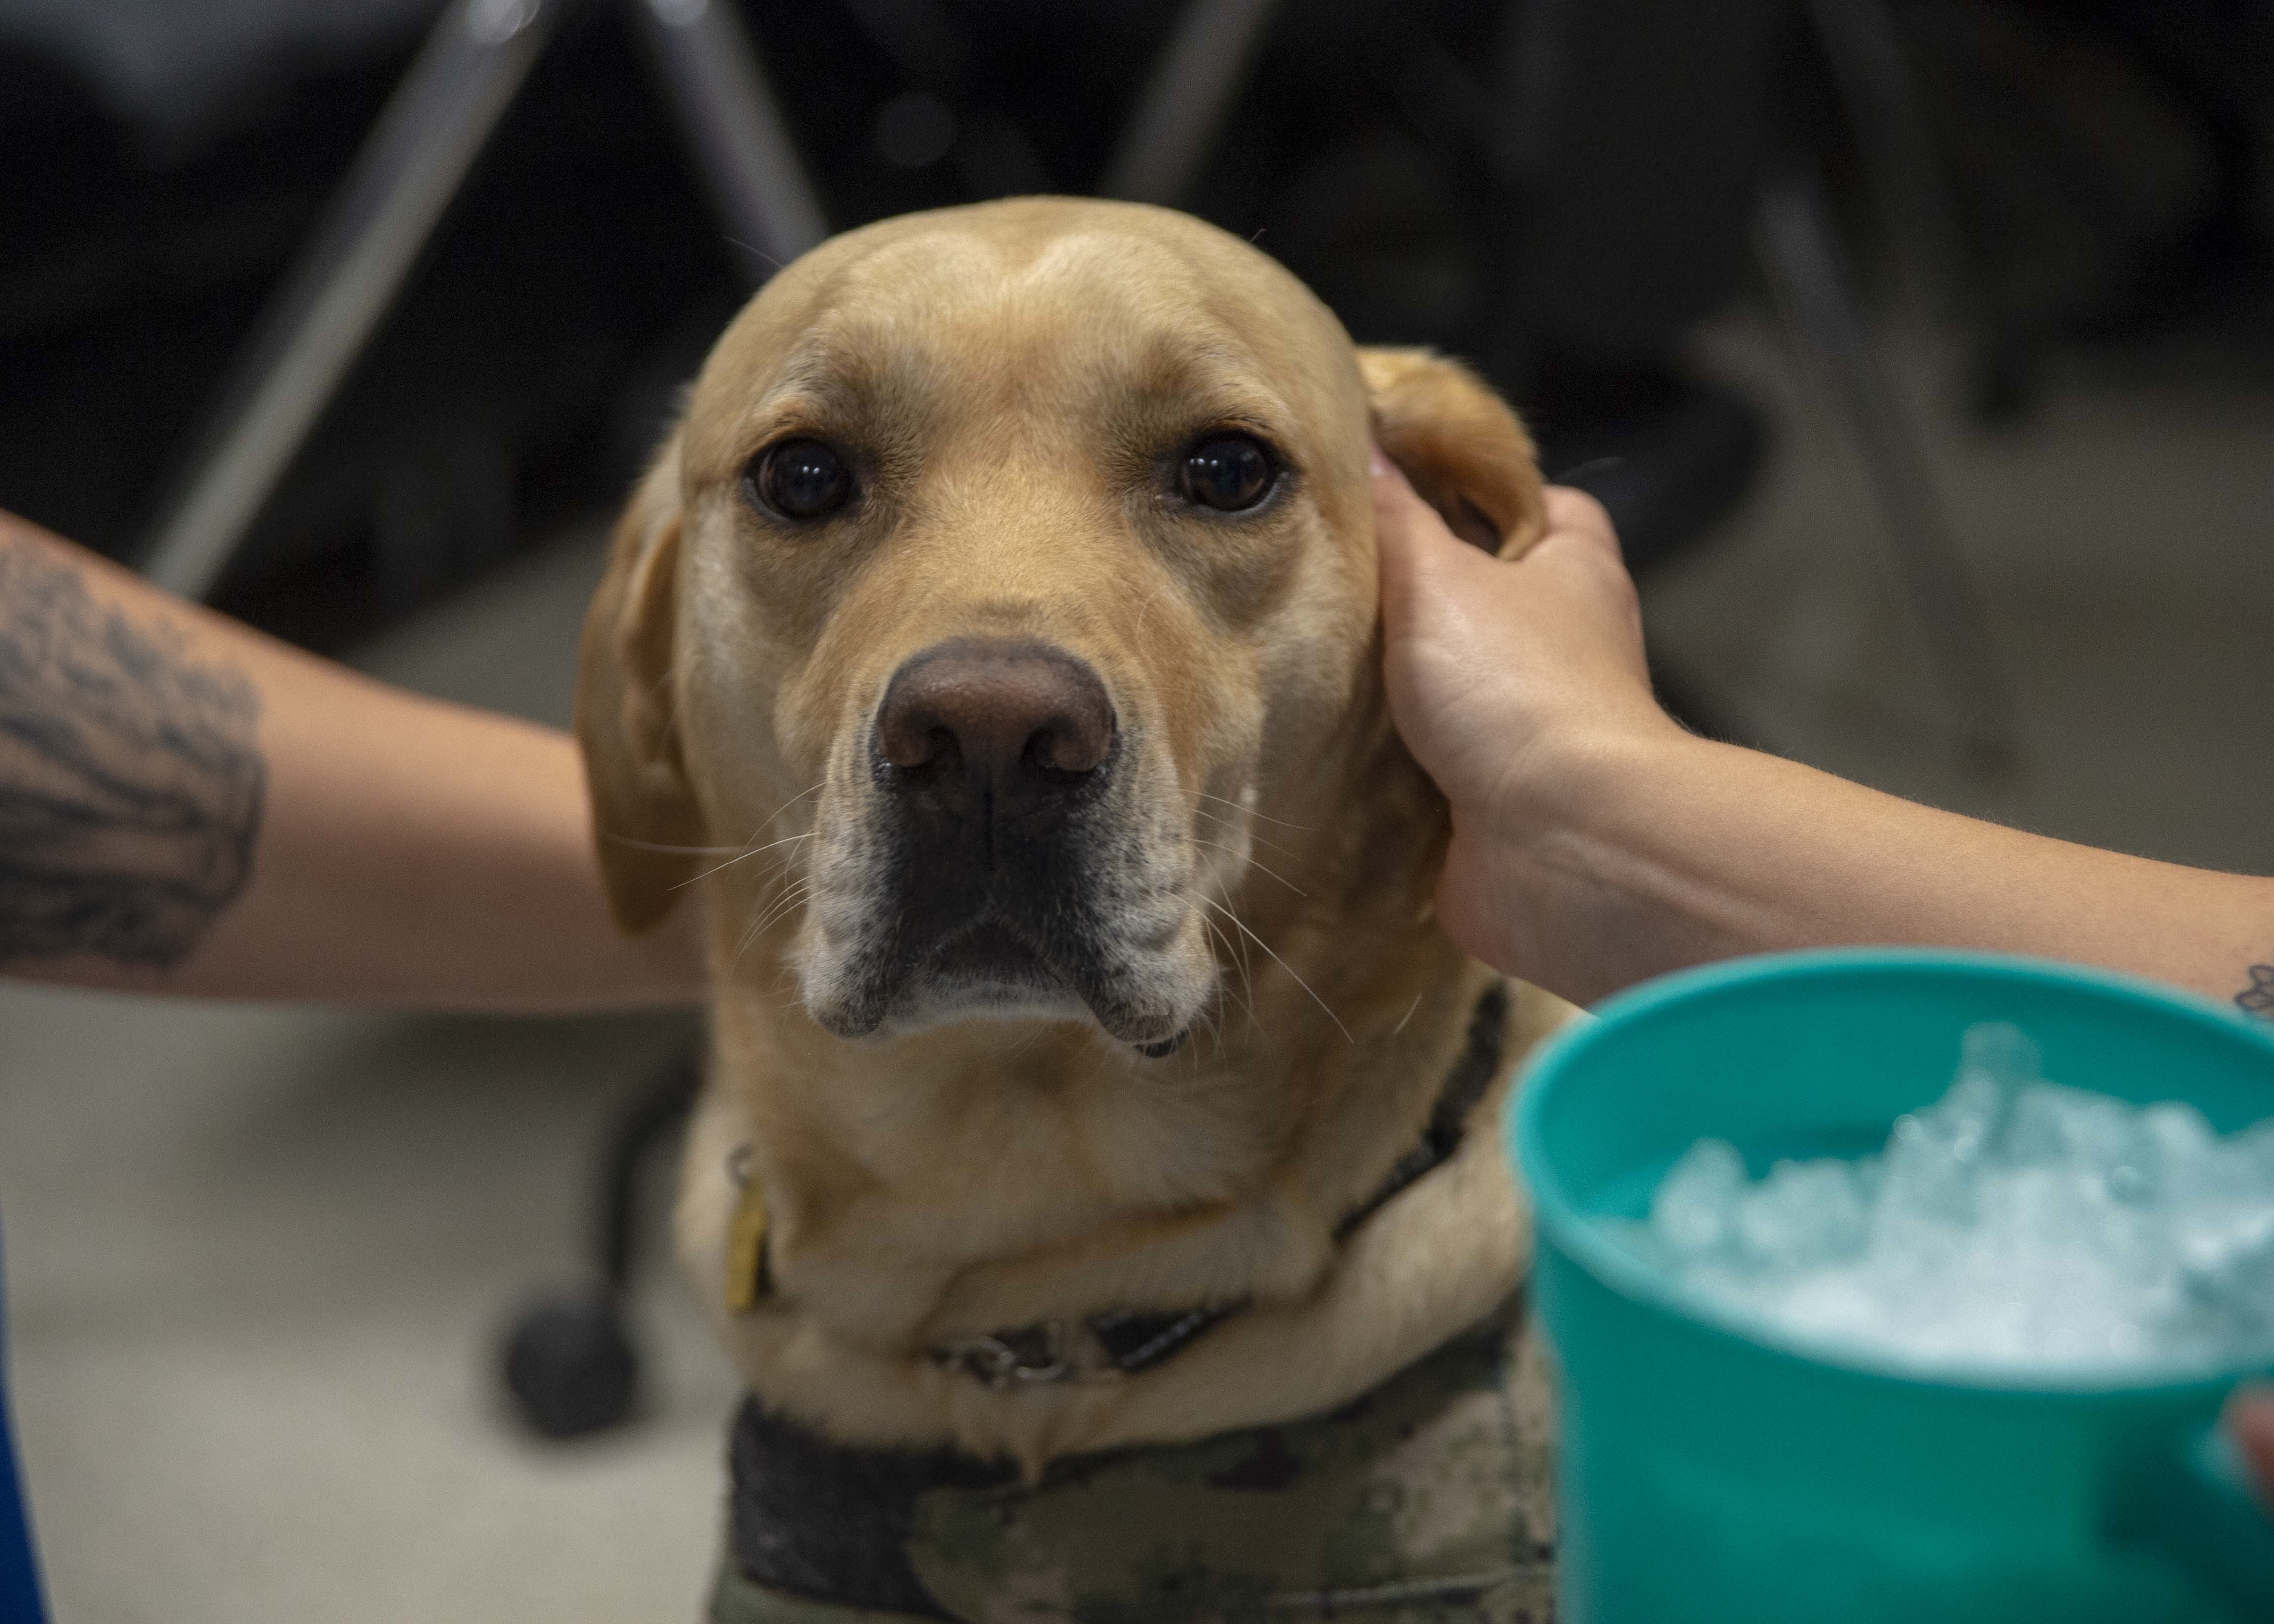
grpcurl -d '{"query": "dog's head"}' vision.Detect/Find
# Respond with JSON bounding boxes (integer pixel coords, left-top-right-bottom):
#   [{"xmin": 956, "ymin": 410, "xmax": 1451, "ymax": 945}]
[{"xmin": 580, "ymin": 198, "xmax": 1541, "ymax": 1051}]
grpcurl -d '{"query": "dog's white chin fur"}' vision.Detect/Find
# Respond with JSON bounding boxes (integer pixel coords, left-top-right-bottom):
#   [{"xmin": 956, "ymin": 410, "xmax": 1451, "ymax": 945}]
[
  {"xmin": 863, "ymin": 980, "xmax": 1107, "ymax": 1040},
  {"xmin": 791, "ymin": 915, "xmax": 1219, "ymax": 1045}
]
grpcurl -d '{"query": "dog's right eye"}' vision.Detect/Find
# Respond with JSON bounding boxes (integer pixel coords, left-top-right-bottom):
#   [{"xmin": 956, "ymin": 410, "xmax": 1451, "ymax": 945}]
[
  {"xmin": 1178, "ymin": 433, "xmax": 1275, "ymax": 513},
  {"xmin": 748, "ymin": 438, "xmax": 854, "ymax": 522}
]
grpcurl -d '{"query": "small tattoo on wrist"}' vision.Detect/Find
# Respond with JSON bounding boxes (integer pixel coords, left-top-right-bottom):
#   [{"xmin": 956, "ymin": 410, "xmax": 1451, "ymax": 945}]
[
  {"xmin": 2238, "ymin": 964, "xmax": 2274, "ymax": 1020},
  {"xmin": 1, "ymin": 538, "xmax": 266, "ymax": 969}
]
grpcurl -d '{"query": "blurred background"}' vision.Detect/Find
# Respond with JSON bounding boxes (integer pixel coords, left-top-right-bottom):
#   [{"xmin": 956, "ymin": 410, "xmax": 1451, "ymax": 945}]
[{"xmin": 2, "ymin": 0, "xmax": 2271, "ymax": 1618}]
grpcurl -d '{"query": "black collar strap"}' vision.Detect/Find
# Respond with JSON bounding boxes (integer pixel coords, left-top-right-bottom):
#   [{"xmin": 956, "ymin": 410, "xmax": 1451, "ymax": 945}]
[{"xmin": 925, "ymin": 981, "xmax": 1511, "ymax": 1388}]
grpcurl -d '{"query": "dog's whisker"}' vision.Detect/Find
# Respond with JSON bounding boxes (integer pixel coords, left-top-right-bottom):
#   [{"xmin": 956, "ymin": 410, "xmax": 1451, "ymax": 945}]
[
  {"xmin": 753, "ymin": 846, "xmax": 809, "ymax": 887},
  {"xmin": 748, "ymin": 846, "xmax": 812, "ymax": 900},
  {"xmin": 1196, "ymin": 791, "xmax": 1311, "ymax": 832},
  {"xmin": 604, "ymin": 784, "xmax": 826, "ymax": 869},
  {"xmin": 750, "ymin": 879, "xmax": 815, "ymax": 940},
  {"xmin": 1189, "ymin": 803, "xmax": 1295, "ymax": 859},
  {"xmin": 737, "ymin": 879, "xmax": 815, "ymax": 962},
  {"xmin": 1390, "ymin": 990, "xmax": 1424, "ymax": 1036},
  {"xmin": 1199, "ymin": 911, "xmax": 1264, "ymax": 1039},
  {"xmin": 676, "ymin": 831, "xmax": 814, "ymax": 889},
  {"xmin": 735, "ymin": 913, "xmax": 792, "ymax": 968},
  {"xmin": 1201, "ymin": 915, "xmax": 1252, "ymax": 1007},
  {"xmin": 738, "ymin": 844, "xmax": 817, "ymax": 900},
  {"xmin": 764, "ymin": 962, "xmax": 806, "ymax": 1010},
  {"xmin": 736, "ymin": 874, "xmax": 792, "ymax": 939},
  {"xmin": 598, "ymin": 832, "xmax": 750, "ymax": 855},
  {"xmin": 1226, "ymin": 911, "xmax": 1261, "ymax": 1023},
  {"xmin": 1129, "ymin": 579, "xmax": 1174, "ymax": 645},
  {"xmin": 1001, "ymin": 1023, "xmax": 1051, "ymax": 1062},
  {"xmin": 721, "ymin": 236, "xmax": 786, "ymax": 275},
  {"xmin": 1200, "ymin": 900, "xmax": 1249, "ymax": 987},
  {"xmin": 1198, "ymin": 914, "xmax": 1234, "ymax": 990},
  {"xmin": 1200, "ymin": 896, "xmax": 1352, "ymax": 1044},
  {"xmin": 755, "ymin": 781, "xmax": 826, "ymax": 831},
  {"xmin": 1189, "ymin": 835, "xmax": 1307, "ymax": 898},
  {"xmin": 1200, "ymin": 918, "xmax": 1251, "ymax": 1017}
]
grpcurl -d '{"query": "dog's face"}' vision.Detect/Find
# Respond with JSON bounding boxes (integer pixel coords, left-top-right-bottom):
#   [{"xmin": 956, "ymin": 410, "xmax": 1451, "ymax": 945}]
[{"xmin": 581, "ymin": 199, "xmax": 1540, "ymax": 1051}]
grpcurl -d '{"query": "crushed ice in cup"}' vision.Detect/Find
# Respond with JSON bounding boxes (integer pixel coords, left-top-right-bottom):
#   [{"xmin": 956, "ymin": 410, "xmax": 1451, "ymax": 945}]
[{"xmin": 1611, "ymin": 1022, "xmax": 2274, "ymax": 1370}]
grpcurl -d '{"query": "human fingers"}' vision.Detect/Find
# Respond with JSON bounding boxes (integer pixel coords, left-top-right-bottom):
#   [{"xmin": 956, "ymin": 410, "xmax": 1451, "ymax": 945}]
[
  {"xmin": 1539, "ymin": 485, "xmax": 1621, "ymax": 561},
  {"xmin": 1371, "ymin": 456, "xmax": 1617, "ymax": 563},
  {"xmin": 1373, "ymin": 454, "xmax": 1648, "ymax": 676},
  {"xmin": 1526, "ymin": 486, "xmax": 1644, "ymax": 641},
  {"xmin": 1372, "ymin": 457, "xmax": 1619, "ymax": 589},
  {"xmin": 1373, "ymin": 455, "xmax": 1603, "ymax": 646},
  {"xmin": 1371, "ymin": 446, "xmax": 1484, "ymax": 624},
  {"xmin": 2227, "ymin": 1385, "xmax": 2274, "ymax": 1510}
]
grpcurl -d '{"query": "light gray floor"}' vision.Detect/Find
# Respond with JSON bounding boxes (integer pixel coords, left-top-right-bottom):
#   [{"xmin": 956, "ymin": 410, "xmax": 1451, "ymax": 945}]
[{"xmin": 2, "ymin": 306, "xmax": 2271, "ymax": 1621}]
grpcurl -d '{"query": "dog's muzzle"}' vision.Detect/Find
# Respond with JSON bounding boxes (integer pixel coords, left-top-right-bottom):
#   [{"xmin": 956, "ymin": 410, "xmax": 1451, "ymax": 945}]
[{"xmin": 857, "ymin": 635, "xmax": 1128, "ymax": 1021}]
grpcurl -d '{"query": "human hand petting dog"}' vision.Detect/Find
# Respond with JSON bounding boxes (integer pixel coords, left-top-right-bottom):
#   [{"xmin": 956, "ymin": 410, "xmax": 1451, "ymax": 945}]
[
  {"xmin": 1372, "ymin": 449, "xmax": 2274, "ymax": 1015},
  {"xmin": 1373, "ymin": 454, "xmax": 1676, "ymax": 998}
]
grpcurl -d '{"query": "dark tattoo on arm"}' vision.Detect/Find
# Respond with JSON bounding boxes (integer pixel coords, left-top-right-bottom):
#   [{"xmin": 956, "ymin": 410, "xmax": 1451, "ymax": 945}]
[
  {"xmin": 2240, "ymin": 965, "xmax": 2274, "ymax": 1021},
  {"xmin": 0, "ymin": 537, "xmax": 265, "ymax": 969}
]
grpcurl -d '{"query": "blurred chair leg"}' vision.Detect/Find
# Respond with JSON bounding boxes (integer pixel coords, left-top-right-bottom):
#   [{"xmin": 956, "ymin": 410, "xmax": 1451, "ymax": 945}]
[
  {"xmin": 1754, "ymin": 163, "xmax": 2020, "ymax": 771},
  {"xmin": 631, "ymin": 0, "xmax": 829, "ymax": 283},
  {"xmin": 502, "ymin": 1042, "xmax": 703, "ymax": 1440},
  {"xmin": 595, "ymin": 1044, "xmax": 705, "ymax": 1294},
  {"xmin": 138, "ymin": 0, "xmax": 559, "ymax": 601},
  {"xmin": 1101, "ymin": 0, "xmax": 1282, "ymax": 206},
  {"xmin": 1801, "ymin": 0, "xmax": 1968, "ymax": 321}
]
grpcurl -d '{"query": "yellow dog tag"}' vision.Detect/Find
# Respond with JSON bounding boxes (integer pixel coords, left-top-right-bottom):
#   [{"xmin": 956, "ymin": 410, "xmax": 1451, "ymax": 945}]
[{"xmin": 724, "ymin": 1144, "xmax": 769, "ymax": 1312}]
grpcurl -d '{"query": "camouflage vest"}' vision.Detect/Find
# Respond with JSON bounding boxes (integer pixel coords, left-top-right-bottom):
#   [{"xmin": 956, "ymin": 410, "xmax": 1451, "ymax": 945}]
[{"xmin": 708, "ymin": 1294, "xmax": 1556, "ymax": 1624}]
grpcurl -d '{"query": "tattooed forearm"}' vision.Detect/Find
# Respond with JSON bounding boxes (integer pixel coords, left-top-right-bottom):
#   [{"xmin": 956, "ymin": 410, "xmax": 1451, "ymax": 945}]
[
  {"xmin": 2240, "ymin": 965, "xmax": 2274, "ymax": 1020},
  {"xmin": 0, "ymin": 537, "xmax": 265, "ymax": 969}
]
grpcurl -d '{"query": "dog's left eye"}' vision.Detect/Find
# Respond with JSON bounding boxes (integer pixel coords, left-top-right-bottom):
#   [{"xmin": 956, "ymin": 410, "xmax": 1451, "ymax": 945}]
[
  {"xmin": 1179, "ymin": 434, "xmax": 1275, "ymax": 512},
  {"xmin": 749, "ymin": 438, "xmax": 854, "ymax": 521}
]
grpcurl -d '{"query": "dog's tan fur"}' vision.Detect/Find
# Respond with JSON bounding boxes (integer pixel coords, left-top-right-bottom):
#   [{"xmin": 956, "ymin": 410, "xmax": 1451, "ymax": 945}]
[{"xmin": 578, "ymin": 197, "xmax": 1574, "ymax": 1473}]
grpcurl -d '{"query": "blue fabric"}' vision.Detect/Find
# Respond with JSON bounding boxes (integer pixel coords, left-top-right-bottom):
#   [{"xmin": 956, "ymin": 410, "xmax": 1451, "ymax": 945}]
[{"xmin": 0, "ymin": 1229, "xmax": 48, "ymax": 1624}]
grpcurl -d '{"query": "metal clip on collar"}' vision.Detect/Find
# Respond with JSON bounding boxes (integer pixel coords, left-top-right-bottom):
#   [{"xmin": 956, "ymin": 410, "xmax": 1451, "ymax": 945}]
[{"xmin": 930, "ymin": 1322, "xmax": 1072, "ymax": 1388}]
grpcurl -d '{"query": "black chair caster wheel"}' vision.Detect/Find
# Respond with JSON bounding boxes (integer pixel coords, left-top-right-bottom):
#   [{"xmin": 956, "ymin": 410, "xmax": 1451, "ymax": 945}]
[{"xmin": 501, "ymin": 1290, "xmax": 639, "ymax": 1439}]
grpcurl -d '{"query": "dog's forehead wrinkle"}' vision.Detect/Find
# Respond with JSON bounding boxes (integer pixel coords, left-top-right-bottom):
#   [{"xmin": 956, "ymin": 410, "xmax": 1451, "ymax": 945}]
[
  {"xmin": 852, "ymin": 217, "xmax": 1216, "ymax": 318},
  {"xmin": 697, "ymin": 197, "xmax": 1356, "ymax": 418},
  {"xmin": 766, "ymin": 319, "xmax": 1286, "ymax": 451},
  {"xmin": 725, "ymin": 217, "xmax": 1332, "ymax": 445}
]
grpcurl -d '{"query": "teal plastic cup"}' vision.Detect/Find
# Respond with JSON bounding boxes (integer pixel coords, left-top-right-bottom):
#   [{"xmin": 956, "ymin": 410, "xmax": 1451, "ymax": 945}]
[{"xmin": 1509, "ymin": 949, "xmax": 2274, "ymax": 1623}]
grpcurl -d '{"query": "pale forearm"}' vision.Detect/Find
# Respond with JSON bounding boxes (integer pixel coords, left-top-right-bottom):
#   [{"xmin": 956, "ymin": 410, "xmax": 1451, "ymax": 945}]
[
  {"xmin": 1511, "ymin": 733, "xmax": 2274, "ymax": 1011},
  {"xmin": 1, "ymin": 513, "xmax": 700, "ymax": 1010},
  {"xmin": 143, "ymin": 673, "xmax": 705, "ymax": 1011}
]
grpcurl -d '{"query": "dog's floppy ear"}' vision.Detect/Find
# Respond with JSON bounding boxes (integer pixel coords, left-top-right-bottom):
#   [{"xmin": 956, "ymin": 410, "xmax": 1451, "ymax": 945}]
[
  {"xmin": 1359, "ymin": 347, "xmax": 1547, "ymax": 560},
  {"xmin": 576, "ymin": 434, "xmax": 702, "ymax": 934}
]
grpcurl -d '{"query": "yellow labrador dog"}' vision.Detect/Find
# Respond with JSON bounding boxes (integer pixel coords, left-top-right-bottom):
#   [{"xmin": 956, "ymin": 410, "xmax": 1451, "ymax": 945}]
[{"xmin": 579, "ymin": 196, "xmax": 1575, "ymax": 1621}]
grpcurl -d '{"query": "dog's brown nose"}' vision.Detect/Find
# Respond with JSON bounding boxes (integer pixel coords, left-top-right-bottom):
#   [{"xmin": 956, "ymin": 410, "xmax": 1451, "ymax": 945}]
[{"xmin": 876, "ymin": 638, "xmax": 1115, "ymax": 823}]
